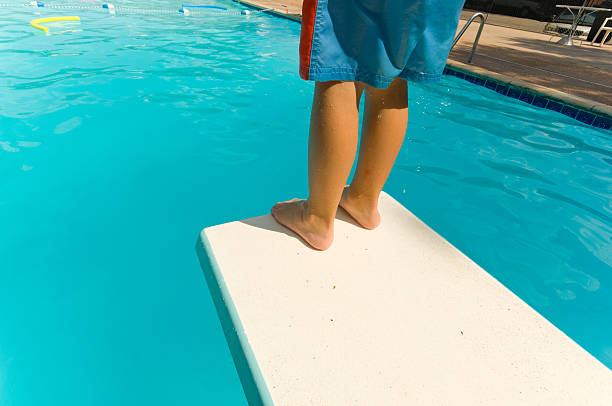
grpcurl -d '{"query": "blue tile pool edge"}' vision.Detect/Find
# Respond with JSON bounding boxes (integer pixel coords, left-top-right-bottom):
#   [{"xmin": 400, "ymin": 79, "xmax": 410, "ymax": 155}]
[
  {"xmin": 443, "ymin": 66, "xmax": 612, "ymax": 131},
  {"xmin": 196, "ymin": 233, "xmax": 274, "ymax": 406}
]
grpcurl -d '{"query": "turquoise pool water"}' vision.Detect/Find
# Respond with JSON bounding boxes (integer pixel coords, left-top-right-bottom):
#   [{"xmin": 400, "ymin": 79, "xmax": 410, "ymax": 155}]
[{"xmin": 0, "ymin": 1, "xmax": 610, "ymax": 404}]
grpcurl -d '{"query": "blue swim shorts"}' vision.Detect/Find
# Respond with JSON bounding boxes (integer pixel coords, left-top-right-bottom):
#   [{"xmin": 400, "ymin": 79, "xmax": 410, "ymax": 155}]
[{"xmin": 300, "ymin": 0, "xmax": 466, "ymax": 88}]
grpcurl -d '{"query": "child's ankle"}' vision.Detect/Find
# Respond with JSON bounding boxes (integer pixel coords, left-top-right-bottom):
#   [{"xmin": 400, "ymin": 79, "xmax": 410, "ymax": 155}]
[
  {"xmin": 303, "ymin": 201, "xmax": 335, "ymax": 229},
  {"xmin": 346, "ymin": 189, "xmax": 379, "ymax": 208}
]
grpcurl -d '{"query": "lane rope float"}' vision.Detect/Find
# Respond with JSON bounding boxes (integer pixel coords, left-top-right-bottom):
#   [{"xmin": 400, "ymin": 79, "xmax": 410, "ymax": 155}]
[
  {"xmin": 183, "ymin": 5, "xmax": 227, "ymax": 10},
  {"xmin": 179, "ymin": 4, "xmax": 227, "ymax": 14},
  {"xmin": 30, "ymin": 15, "xmax": 80, "ymax": 32},
  {"xmin": 1, "ymin": 2, "xmax": 278, "ymax": 17}
]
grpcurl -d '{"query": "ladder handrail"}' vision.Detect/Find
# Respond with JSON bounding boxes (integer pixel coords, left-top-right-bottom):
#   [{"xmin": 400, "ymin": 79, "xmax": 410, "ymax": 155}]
[{"xmin": 451, "ymin": 12, "xmax": 486, "ymax": 64}]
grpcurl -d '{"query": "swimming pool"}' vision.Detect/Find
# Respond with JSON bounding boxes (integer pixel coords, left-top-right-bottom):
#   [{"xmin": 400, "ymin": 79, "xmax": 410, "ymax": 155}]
[{"xmin": 0, "ymin": 1, "xmax": 610, "ymax": 404}]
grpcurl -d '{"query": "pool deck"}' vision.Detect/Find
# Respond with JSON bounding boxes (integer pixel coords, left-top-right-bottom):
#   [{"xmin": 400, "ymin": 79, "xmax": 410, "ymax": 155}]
[
  {"xmin": 197, "ymin": 192, "xmax": 612, "ymax": 405},
  {"xmin": 235, "ymin": 0, "xmax": 612, "ymax": 114}
]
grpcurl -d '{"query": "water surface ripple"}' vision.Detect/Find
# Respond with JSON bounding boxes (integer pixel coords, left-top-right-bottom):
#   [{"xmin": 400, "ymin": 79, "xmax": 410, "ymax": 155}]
[{"xmin": 0, "ymin": 1, "xmax": 611, "ymax": 405}]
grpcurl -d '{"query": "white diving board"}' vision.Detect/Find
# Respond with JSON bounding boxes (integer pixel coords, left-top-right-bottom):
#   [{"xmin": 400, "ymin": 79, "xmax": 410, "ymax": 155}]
[{"xmin": 196, "ymin": 192, "xmax": 612, "ymax": 405}]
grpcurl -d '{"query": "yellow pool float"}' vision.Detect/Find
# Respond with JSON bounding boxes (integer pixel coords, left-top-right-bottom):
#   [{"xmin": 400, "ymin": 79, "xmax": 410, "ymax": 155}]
[{"xmin": 30, "ymin": 16, "xmax": 80, "ymax": 33}]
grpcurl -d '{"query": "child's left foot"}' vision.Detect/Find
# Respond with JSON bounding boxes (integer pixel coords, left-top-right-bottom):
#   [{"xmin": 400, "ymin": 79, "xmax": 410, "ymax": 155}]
[{"xmin": 271, "ymin": 199, "xmax": 334, "ymax": 250}]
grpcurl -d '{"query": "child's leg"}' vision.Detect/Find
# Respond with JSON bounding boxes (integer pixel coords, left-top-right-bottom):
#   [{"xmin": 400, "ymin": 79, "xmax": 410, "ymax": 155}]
[
  {"xmin": 271, "ymin": 80, "xmax": 363, "ymax": 250},
  {"xmin": 340, "ymin": 77, "xmax": 408, "ymax": 229}
]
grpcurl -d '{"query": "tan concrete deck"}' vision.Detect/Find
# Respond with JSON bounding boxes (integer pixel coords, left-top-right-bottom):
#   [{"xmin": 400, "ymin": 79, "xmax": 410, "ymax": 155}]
[
  {"xmin": 237, "ymin": 0, "xmax": 612, "ymax": 109},
  {"xmin": 461, "ymin": 9, "xmax": 548, "ymax": 33},
  {"xmin": 197, "ymin": 192, "xmax": 612, "ymax": 405}
]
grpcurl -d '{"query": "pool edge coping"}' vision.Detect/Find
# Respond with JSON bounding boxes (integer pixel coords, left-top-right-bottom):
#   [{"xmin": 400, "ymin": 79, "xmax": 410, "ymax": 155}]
[
  {"xmin": 446, "ymin": 60, "xmax": 612, "ymax": 120},
  {"xmin": 234, "ymin": 0, "xmax": 301, "ymax": 21}
]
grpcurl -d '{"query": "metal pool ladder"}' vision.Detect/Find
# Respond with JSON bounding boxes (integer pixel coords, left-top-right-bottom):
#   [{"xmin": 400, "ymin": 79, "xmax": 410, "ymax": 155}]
[{"xmin": 451, "ymin": 12, "xmax": 486, "ymax": 64}]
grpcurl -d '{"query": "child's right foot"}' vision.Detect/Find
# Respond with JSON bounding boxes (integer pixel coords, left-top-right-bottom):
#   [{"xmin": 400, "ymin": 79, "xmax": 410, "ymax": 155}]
[
  {"xmin": 271, "ymin": 199, "xmax": 334, "ymax": 251},
  {"xmin": 339, "ymin": 187, "xmax": 381, "ymax": 230}
]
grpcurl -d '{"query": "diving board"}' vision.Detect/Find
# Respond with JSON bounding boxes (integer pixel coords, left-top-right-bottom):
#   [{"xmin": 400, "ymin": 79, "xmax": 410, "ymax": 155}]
[{"xmin": 196, "ymin": 192, "xmax": 612, "ymax": 405}]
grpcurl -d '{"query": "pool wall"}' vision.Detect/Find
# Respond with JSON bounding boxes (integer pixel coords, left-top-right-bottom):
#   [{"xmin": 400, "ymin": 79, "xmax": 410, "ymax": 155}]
[{"xmin": 445, "ymin": 60, "xmax": 612, "ymax": 131}]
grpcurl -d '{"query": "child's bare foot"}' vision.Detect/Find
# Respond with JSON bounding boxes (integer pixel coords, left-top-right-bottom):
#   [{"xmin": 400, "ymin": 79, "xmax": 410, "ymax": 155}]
[
  {"xmin": 271, "ymin": 199, "xmax": 334, "ymax": 250},
  {"xmin": 339, "ymin": 187, "xmax": 381, "ymax": 230}
]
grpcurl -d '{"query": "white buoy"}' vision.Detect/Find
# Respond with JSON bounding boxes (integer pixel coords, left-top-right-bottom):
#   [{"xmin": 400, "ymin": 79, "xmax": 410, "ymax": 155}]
[{"xmin": 103, "ymin": 3, "xmax": 116, "ymax": 15}]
